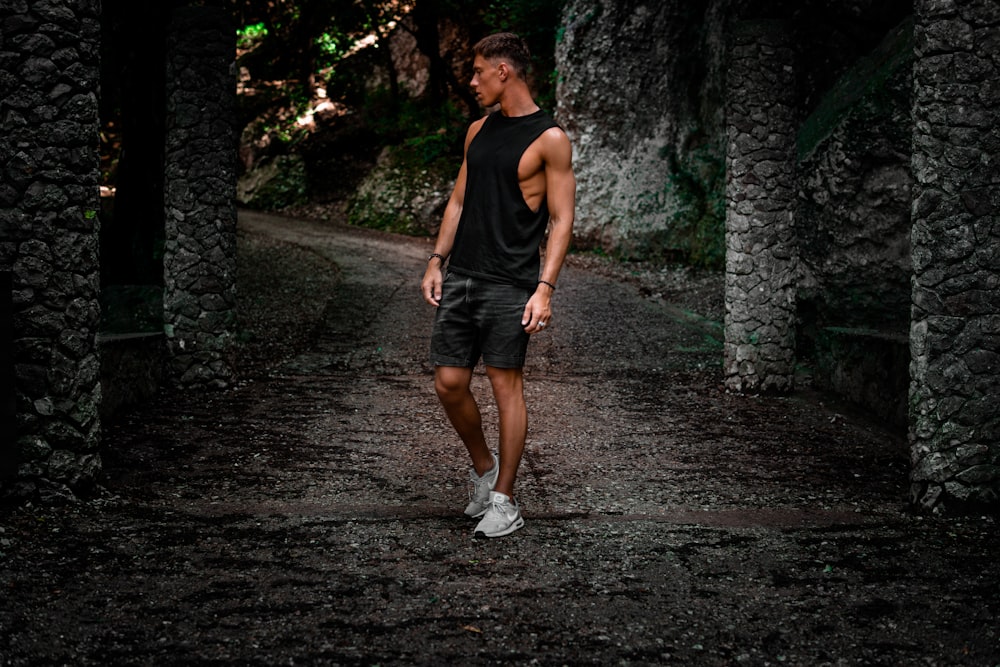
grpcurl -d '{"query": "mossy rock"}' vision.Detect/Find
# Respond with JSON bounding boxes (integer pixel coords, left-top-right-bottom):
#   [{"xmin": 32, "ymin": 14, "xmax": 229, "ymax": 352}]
[
  {"xmin": 237, "ymin": 154, "xmax": 309, "ymax": 210},
  {"xmin": 347, "ymin": 145, "xmax": 456, "ymax": 236}
]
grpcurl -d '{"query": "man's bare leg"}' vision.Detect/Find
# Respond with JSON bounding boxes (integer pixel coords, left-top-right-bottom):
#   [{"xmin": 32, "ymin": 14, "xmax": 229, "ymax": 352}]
[
  {"xmin": 484, "ymin": 365, "xmax": 527, "ymax": 498},
  {"xmin": 434, "ymin": 365, "xmax": 494, "ymax": 475}
]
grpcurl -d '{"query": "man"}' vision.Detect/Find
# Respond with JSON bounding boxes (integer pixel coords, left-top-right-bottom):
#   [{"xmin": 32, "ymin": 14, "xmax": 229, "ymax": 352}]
[{"xmin": 420, "ymin": 32, "xmax": 576, "ymax": 538}]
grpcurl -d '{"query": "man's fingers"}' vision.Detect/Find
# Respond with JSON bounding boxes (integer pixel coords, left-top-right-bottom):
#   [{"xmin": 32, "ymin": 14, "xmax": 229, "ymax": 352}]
[
  {"xmin": 522, "ymin": 307, "xmax": 552, "ymax": 333},
  {"xmin": 421, "ymin": 274, "xmax": 443, "ymax": 306}
]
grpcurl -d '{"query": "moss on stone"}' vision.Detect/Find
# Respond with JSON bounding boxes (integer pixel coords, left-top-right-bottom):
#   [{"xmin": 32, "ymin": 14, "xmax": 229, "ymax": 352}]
[
  {"xmin": 346, "ymin": 144, "xmax": 456, "ymax": 236},
  {"xmin": 798, "ymin": 16, "xmax": 914, "ymax": 161}
]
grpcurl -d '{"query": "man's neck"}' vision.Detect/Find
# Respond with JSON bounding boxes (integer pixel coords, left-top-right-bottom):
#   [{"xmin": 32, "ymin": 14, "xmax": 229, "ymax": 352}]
[{"xmin": 498, "ymin": 87, "xmax": 540, "ymax": 117}]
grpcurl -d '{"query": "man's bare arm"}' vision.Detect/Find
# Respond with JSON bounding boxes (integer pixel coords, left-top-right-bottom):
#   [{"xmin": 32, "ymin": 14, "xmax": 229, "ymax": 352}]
[
  {"xmin": 421, "ymin": 119, "xmax": 485, "ymax": 306},
  {"xmin": 521, "ymin": 127, "xmax": 576, "ymax": 333},
  {"xmin": 539, "ymin": 127, "xmax": 576, "ymax": 288}
]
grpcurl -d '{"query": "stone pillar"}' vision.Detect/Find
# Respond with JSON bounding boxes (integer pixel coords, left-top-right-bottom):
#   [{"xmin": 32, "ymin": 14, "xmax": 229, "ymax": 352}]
[
  {"xmin": 909, "ymin": 0, "xmax": 1000, "ymax": 511},
  {"xmin": 162, "ymin": 7, "xmax": 238, "ymax": 389},
  {"xmin": 724, "ymin": 21, "xmax": 799, "ymax": 393},
  {"xmin": 1, "ymin": 271, "xmax": 14, "ymax": 480},
  {"xmin": 0, "ymin": 0, "xmax": 103, "ymax": 501}
]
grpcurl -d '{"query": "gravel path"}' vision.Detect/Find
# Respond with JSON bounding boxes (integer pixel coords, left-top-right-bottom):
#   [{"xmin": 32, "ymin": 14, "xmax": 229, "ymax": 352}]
[{"xmin": 1, "ymin": 211, "xmax": 997, "ymax": 666}]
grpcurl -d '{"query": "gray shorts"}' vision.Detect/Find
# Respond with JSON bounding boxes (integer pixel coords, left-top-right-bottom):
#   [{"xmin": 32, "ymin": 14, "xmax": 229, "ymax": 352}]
[{"xmin": 430, "ymin": 272, "xmax": 532, "ymax": 369}]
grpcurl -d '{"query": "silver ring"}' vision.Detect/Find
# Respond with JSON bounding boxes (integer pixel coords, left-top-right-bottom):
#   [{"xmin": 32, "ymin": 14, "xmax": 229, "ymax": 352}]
[{"xmin": 539, "ymin": 321, "xmax": 546, "ymax": 328}]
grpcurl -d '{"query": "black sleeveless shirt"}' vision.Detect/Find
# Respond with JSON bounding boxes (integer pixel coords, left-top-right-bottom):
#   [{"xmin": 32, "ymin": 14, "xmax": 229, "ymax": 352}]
[{"xmin": 449, "ymin": 109, "xmax": 560, "ymax": 287}]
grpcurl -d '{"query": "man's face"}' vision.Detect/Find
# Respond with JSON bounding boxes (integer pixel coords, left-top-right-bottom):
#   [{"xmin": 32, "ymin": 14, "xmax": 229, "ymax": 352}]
[{"xmin": 470, "ymin": 55, "xmax": 502, "ymax": 107}]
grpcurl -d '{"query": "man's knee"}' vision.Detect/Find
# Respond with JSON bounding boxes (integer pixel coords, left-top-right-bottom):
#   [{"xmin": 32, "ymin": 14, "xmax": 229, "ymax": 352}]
[
  {"xmin": 435, "ymin": 366, "xmax": 472, "ymax": 401},
  {"xmin": 485, "ymin": 366, "xmax": 524, "ymax": 402}
]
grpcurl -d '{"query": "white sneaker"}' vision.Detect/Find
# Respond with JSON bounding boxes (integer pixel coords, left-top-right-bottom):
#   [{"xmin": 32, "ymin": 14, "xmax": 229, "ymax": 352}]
[
  {"xmin": 464, "ymin": 454, "xmax": 499, "ymax": 518},
  {"xmin": 474, "ymin": 491, "xmax": 524, "ymax": 538}
]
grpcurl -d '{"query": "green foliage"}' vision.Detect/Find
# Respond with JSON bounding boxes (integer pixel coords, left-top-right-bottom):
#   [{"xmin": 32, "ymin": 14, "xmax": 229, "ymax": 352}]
[
  {"xmin": 234, "ymin": 0, "xmax": 568, "ymax": 231},
  {"xmin": 347, "ymin": 191, "xmax": 411, "ymax": 233},
  {"xmin": 316, "ymin": 31, "xmax": 346, "ymax": 60},
  {"xmin": 237, "ymin": 21, "xmax": 268, "ymax": 50},
  {"xmin": 402, "ymin": 133, "xmax": 453, "ymax": 165},
  {"xmin": 362, "ymin": 89, "xmax": 465, "ymax": 163}
]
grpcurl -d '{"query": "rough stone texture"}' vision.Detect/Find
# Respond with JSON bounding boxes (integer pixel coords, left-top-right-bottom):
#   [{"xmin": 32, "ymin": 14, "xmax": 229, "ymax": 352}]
[
  {"xmin": 2, "ymin": 212, "xmax": 997, "ymax": 666},
  {"xmin": 1, "ymin": 272, "xmax": 15, "ymax": 480},
  {"xmin": 815, "ymin": 327, "xmax": 910, "ymax": 429},
  {"xmin": 236, "ymin": 154, "xmax": 308, "ymax": 210},
  {"xmin": 909, "ymin": 0, "xmax": 1000, "ymax": 512},
  {"xmin": 797, "ymin": 18, "xmax": 914, "ymax": 333},
  {"xmin": 96, "ymin": 332, "xmax": 165, "ymax": 420},
  {"xmin": 347, "ymin": 146, "xmax": 453, "ymax": 237},
  {"xmin": 0, "ymin": 0, "xmax": 103, "ymax": 501},
  {"xmin": 723, "ymin": 21, "xmax": 798, "ymax": 393},
  {"xmin": 554, "ymin": 0, "xmax": 728, "ymax": 261},
  {"xmin": 795, "ymin": 19, "xmax": 914, "ymax": 424},
  {"xmin": 162, "ymin": 7, "xmax": 238, "ymax": 389}
]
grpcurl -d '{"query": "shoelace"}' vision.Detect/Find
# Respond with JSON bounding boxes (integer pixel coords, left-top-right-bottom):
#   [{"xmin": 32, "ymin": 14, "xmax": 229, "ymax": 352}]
[
  {"xmin": 484, "ymin": 495, "xmax": 513, "ymax": 517},
  {"xmin": 468, "ymin": 461, "xmax": 496, "ymax": 501},
  {"xmin": 468, "ymin": 473, "xmax": 491, "ymax": 501}
]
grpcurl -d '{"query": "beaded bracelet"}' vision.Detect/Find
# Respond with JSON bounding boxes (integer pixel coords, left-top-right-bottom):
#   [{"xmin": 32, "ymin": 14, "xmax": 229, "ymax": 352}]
[{"xmin": 538, "ymin": 280, "xmax": 557, "ymax": 291}]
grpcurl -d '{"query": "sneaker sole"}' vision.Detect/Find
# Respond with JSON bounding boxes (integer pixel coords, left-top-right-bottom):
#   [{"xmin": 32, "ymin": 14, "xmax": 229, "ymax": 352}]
[{"xmin": 474, "ymin": 516, "xmax": 524, "ymax": 539}]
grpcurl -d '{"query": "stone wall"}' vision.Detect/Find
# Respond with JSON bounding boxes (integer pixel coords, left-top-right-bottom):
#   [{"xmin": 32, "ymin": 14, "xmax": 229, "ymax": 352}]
[
  {"xmin": 0, "ymin": 0, "xmax": 103, "ymax": 501},
  {"xmin": 723, "ymin": 21, "xmax": 798, "ymax": 393},
  {"xmin": 795, "ymin": 18, "xmax": 915, "ymax": 426},
  {"xmin": 909, "ymin": 0, "xmax": 1000, "ymax": 511},
  {"xmin": 797, "ymin": 18, "xmax": 915, "ymax": 333},
  {"xmin": 162, "ymin": 7, "xmax": 238, "ymax": 389}
]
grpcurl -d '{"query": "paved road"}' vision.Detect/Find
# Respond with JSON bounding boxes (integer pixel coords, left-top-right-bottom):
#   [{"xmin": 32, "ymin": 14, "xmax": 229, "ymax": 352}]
[{"xmin": 1, "ymin": 211, "xmax": 997, "ymax": 666}]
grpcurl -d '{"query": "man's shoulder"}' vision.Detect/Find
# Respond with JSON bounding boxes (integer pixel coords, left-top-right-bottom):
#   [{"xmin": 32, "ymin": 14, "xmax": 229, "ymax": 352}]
[{"xmin": 538, "ymin": 124, "xmax": 571, "ymax": 151}]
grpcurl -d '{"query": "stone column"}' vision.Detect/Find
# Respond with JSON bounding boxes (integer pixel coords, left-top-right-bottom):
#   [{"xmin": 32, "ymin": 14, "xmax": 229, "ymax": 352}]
[
  {"xmin": 724, "ymin": 21, "xmax": 799, "ymax": 393},
  {"xmin": 162, "ymin": 7, "xmax": 238, "ymax": 389},
  {"xmin": 0, "ymin": 0, "xmax": 103, "ymax": 500},
  {"xmin": 909, "ymin": 0, "xmax": 1000, "ymax": 511},
  {"xmin": 2, "ymin": 271, "xmax": 14, "ymax": 480}
]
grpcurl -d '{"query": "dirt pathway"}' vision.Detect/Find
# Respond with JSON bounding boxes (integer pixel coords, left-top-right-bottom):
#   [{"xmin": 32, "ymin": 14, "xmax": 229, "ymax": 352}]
[{"xmin": 1, "ymin": 211, "xmax": 997, "ymax": 666}]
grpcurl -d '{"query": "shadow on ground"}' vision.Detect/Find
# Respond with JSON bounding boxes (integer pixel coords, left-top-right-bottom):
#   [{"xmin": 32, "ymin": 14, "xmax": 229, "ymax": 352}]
[{"xmin": 1, "ymin": 211, "xmax": 997, "ymax": 666}]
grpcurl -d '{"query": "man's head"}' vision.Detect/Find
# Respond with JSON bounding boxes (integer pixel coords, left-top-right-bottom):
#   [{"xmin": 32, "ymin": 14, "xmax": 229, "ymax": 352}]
[
  {"xmin": 473, "ymin": 32, "xmax": 531, "ymax": 80},
  {"xmin": 470, "ymin": 32, "xmax": 532, "ymax": 108}
]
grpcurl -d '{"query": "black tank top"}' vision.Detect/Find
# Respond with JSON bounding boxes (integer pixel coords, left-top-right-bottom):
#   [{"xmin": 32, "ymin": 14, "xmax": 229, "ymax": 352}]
[{"xmin": 449, "ymin": 109, "xmax": 560, "ymax": 287}]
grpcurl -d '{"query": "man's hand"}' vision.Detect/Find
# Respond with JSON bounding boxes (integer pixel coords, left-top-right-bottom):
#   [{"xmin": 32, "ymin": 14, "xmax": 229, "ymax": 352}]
[
  {"xmin": 521, "ymin": 289, "xmax": 552, "ymax": 334},
  {"xmin": 422, "ymin": 263, "xmax": 444, "ymax": 307}
]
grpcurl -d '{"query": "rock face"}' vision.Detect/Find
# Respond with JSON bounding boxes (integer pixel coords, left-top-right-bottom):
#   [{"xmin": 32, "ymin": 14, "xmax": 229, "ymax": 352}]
[
  {"xmin": 557, "ymin": 1, "xmax": 915, "ymax": 394},
  {"xmin": 797, "ymin": 19, "xmax": 914, "ymax": 332},
  {"xmin": 236, "ymin": 154, "xmax": 308, "ymax": 210},
  {"xmin": 347, "ymin": 147, "xmax": 452, "ymax": 237},
  {"xmin": 795, "ymin": 17, "xmax": 914, "ymax": 427},
  {"xmin": 555, "ymin": 0, "xmax": 728, "ymax": 264}
]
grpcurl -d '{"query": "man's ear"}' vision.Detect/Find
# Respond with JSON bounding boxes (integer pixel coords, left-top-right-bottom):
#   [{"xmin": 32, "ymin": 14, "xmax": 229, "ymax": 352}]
[{"xmin": 497, "ymin": 62, "xmax": 509, "ymax": 82}]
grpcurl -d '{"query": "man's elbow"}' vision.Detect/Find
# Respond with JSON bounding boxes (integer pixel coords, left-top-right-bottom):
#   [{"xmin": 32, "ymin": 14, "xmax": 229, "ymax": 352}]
[{"xmin": 549, "ymin": 214, "xmax": 574, "ymax": 233}]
